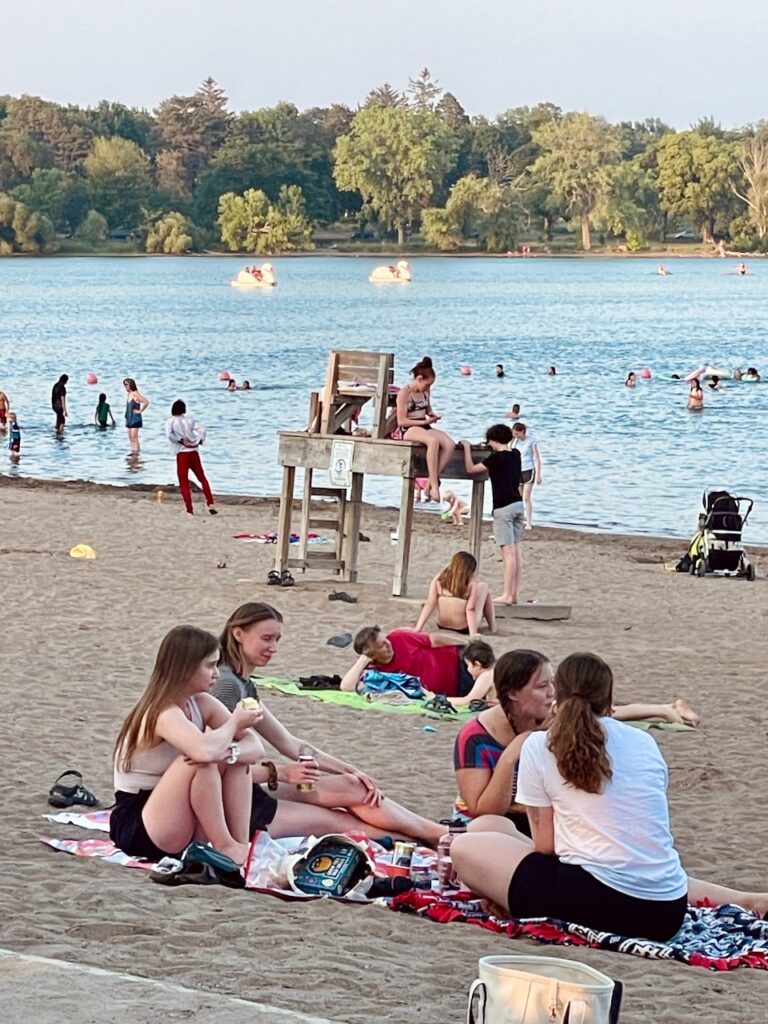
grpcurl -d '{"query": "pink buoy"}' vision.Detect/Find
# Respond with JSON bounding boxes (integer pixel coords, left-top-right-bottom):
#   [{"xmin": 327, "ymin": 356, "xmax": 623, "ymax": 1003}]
[
  {"xmin": 86, "ymin": 372, "xmax": 98, "ymax": 385},
  {"xmin": 640, "ymin": 368, "xmax": 652, "ymax": 379},
  {"xmin": 460, "ymin": 365, "xmax": 472, "ymax": 376},
  {"xmin": 218, "ymin": 371, "xmax": 231, "ymax": 381}
]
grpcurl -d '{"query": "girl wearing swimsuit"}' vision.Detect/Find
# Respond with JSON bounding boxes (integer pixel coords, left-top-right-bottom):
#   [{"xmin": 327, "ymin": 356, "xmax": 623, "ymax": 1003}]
[
  {"xmin": 123, "ymin": 377, "xmax": 150, "ymax": 452},
  {"xmin": 415, "ymin": 551, "xmax": 496, "ymax": 636},
  {"xmin": 396, "ymin": 355, "xmax": 455, "ymax": 502}
]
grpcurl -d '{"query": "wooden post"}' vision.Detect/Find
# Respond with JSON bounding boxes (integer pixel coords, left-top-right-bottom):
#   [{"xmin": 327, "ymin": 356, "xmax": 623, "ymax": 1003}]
[
  {"xmin": 469, "ymin": 477, "xmax": 485, "ymax": 567},
  {"xmin": 275, "ymin": 465, "xmax": 296, "ymax": 574},
  {"xmin": 392, "ymin": 476, "xmax": 415, "ymax": 597},
  {"xmin": 297, "ymin": 468, "xmax": 314, "ymax": 569},
  {"xmin": 344, "ymin": 472, "xmax": 364, "ymax": 582}
]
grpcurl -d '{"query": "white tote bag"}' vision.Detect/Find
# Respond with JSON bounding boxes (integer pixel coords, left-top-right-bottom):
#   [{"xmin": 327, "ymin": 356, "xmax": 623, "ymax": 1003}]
[{"xmin": 467, "ymin": 955, "xmax": 621, "ymax": 1024}]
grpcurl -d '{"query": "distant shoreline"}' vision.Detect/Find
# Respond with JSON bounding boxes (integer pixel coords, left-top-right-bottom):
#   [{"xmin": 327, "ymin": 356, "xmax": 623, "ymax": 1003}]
[{"xmin": 2, "ymin": 248, "xmax": 763, "ymax": 260}]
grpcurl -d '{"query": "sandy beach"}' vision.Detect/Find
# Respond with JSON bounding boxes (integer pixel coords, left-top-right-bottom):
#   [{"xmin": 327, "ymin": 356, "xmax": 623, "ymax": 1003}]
[{"xmin": 2, "ymin": 475, "xmax": 767, "ymax": 1023}]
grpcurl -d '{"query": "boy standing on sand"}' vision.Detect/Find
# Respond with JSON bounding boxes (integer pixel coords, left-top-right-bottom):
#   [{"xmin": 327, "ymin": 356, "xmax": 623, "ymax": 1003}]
[{"xmin": 461, "ymin": 424, "xmax": 524, "ymax": 604}]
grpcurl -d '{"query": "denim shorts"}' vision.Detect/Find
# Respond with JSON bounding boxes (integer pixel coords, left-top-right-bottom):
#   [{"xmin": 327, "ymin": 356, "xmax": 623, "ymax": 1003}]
[{"xmin": 493, "ymin": 501, "xmax": 525, "ymax": 546}]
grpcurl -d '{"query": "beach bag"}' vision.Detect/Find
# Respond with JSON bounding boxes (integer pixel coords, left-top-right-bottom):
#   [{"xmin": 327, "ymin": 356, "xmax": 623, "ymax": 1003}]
[
  {"xmin": 467, "ymin": 956, "xmax": 621, "ymax": 1024},
  {"xmin": 287, "ymin": 834, "xmax": 375, "ymax": 899},
  {"xmin": 359, "ymin": 669, "xmax": 425, "ymax": 699}
]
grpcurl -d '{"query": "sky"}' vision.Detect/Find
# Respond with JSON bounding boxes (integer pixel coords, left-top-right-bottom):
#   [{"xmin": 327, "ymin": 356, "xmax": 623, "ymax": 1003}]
[{"xmin": 4, "ymin": 0, "xmax": 766, "ymax": 129}]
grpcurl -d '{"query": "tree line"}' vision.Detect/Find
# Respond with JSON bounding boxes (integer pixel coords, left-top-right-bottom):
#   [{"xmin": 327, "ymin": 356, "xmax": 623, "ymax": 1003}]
[{"xmin": 2, "ymin": 70, "xmax": 767, "ymax": 255}]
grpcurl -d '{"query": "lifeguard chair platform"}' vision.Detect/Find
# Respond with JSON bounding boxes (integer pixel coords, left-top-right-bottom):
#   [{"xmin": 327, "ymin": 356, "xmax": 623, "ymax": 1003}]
[{"xmin": 273, "ymin": 349, "xmax": 490, "ymax": 597}]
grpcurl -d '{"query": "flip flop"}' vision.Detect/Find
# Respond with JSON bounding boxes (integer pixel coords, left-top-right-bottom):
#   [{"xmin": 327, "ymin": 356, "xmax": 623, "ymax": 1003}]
[
  {"xmin": 280, "ymin": 570, "xmax": 295, "ymax": 588},
  {"xmin": 298, "ymin": 674, "xmax": 342, "ymax": 689},
  {"xmin": 468, "ymin": 699, "xmax": 491, "ymax": 713},
  {"xmin": 48, "ymin": 770, "xmax": 99, "ymax": 808},
  {"xmin": 328, "ymin": 590, "xmax": 357, "ymax": 603},
  {"xmin": 267, "ymin": 570, "xmax": 281, "ymax": 586},
  {"xmin": 150, "ymin": 858, "xmax": 221, "ymax": 887},
  {"xmin": 326, "ymin": 633, "xmax": 353, "ymax": 648}
]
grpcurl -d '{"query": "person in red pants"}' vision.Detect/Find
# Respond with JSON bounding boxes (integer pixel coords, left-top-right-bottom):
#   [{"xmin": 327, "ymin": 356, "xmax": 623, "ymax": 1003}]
[{"xmin": 165, "ymin": 399, "xmax": 218, "ymax": 515}]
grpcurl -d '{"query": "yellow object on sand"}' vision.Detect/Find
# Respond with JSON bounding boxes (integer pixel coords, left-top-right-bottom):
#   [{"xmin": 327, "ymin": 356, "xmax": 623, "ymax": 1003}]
[{"xmin": 70, "ymin": 544, "xmax": 96, "ymax": 559}]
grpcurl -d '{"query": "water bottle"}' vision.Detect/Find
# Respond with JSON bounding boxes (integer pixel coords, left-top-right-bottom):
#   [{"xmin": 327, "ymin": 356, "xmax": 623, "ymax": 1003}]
[{"xmin": 435, "ymin": 818, "xmax": 466, "ymax": 894}]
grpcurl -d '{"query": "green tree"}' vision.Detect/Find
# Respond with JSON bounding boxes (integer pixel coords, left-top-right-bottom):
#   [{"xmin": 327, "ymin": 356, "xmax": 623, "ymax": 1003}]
[
  {"xmin": 530, "ymin": 112, "xmax": 622, "ymax": 249},
  {"xmin": 11, "ymin": 168, "xmax": 66, "ymax": 227},
  {"xmin": 734, "ymin": 131, "xmax": 768, "ymax": 239},
  {"xmin": 217, "ymin": 185, "xmax": 313, "ymax": 252},
  {"xmin": 83, "ymin": 136, "xmax": 152, "ymax": 229},
  {"xmin": 407, "ymin": 68, "xmax": 442, "ymax": 111},
  {"xmin": 655, "ymin": 131, "xmax": 742, "ymax": 241},
  {"xmin": 145, "ymin": 211, "xmax": 197, "ymax": 253},
  {"xmin": 422, "ymin": 174, "xmax": 520, "ymax": 251},
  {"xmin": 154, "ymin": 78, "xmax": 230, "ymax": 195},
  {"xmin": 334, "ymin": 105, "xmax": 459, "ymax": 244},
  {"xmin": 76, "ymin": 209, "xmax": 108, "ymax": 244},
  {"xmin": 364, "ymin": 83, "xmax": 404, "ymax": 108},
  {"xmin": 0, "ymin": 192, "xmax": 56, "ymax": 253}
]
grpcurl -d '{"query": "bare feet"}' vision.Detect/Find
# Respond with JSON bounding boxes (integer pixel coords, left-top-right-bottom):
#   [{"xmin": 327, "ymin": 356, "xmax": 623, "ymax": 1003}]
[
  {"xmin": 673, "ymin": 697, "xmax": 700, "ymax": 728},
  {"xmin": 221, "ymin": 840, "xmax": 251, "ymax": 867},
  {"xmin": 493, "ymin": 594, "xmax": 518, "ymax": 605}
]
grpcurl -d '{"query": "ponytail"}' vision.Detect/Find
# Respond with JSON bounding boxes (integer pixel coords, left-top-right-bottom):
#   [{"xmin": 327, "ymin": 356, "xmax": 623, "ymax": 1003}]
[
  {"xmin": 547, "ymin": 653, "xmax": 614, "ymax": 794},
  {"xmin": 410, "ymin": 355, "xmax": 435, "ymax": 380}
]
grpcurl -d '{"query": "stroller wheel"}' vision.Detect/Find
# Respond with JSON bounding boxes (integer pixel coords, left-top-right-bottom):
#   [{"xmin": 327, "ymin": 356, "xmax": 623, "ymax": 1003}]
[
  {"xmin": 696, "ymin": 559, "xmax": 708, "ymax": 577},
  {"xmin": 746, "ymin": 562, "xmax": 756, "ymax": 581}
]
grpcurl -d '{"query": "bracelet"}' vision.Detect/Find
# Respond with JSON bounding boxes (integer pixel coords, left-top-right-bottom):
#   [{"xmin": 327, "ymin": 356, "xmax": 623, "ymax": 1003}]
[{"xmin": 261, "ymin": 760, "xmax": 279, "ymax": 791}]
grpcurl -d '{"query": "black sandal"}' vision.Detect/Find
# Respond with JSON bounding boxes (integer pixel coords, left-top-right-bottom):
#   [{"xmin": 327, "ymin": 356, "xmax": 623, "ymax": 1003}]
[
  {"xmin": 48, "ymin": 769, "xmax": 99, "ymax": 808},
  {"xmin": 328, "ymin": 590, "xmax": 358, "ymax": 603},
  {"xmin": 423, "ymin": 694, "xmax": 458, "ymax": 715},
  {"xmin": 267, "ymin": 570, "xmax": 281, "ymax": 585},
  {"xmin": 468, "ymin": 699, "xmax": 491, "ymax": 713},
  {"xmin": 280, "ymin": 569, "xmax": 295, "ymax": 588}
]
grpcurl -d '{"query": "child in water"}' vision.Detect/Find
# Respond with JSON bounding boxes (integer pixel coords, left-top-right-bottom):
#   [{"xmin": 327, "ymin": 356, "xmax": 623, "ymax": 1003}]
[
  {"xmin": 8, "ymin": 412, "xmax": 21, "ymax": 461},
  {"xmin": 95, "ymin": 392, "xmax": 116, "ymax": 428}
]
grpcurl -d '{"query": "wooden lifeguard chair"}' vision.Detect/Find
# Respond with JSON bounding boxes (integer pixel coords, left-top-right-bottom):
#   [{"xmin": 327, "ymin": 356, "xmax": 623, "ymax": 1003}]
[{"xmin": 275, "ymin": 349, "xmax": 489, "ymax": 596}]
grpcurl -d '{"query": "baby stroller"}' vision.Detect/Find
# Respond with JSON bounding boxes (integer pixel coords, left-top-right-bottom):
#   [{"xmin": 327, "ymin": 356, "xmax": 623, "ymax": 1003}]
[{"xmin": 689, "ymin": 489, "xmax": 755, "ymax": 580}]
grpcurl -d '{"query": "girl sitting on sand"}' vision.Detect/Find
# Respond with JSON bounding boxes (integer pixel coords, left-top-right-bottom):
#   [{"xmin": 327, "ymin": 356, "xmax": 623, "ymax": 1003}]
[
  {"xmin": 211, "ymin": 602, "xmax": 445, "ymax": 846},
  {"xmin": 396, "ymin": 356, "xmax": 456, "ymax": 502},
  {"xmin": 110, "ymin": 625, "xmax": 264, "ymax": 866},
  {"xmin": 452, "ymin": 651, "xmax": 768, "ymax": 938},
  {"xmin": 415, "ymin": 551, "xmax": 495, "ymax": 637},
  {"xmin": 453, "ymin": 649, "xmax": 700, "ymax": 834}
]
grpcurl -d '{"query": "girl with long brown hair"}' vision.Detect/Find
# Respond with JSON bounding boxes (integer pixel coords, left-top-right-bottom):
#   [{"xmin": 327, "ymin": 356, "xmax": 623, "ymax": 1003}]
[
  {"xmin": 396, "ymin": 356, "xmax": 455, "ymax": 502},
  {"xmin": 453, "ymin": 652, "xmax": 768, "ymax": 941},
  {"xmin": 110, "ymin": 625, "xmax": 263, "ymax": 865},
  {"xmin": 415, "ymin": 550, "xmax": 496, "ymax": 636},
  {"xmin": 123, "ymin": 377, "xmax": 149, "ymax": 452},
  {"xmin": 211, "ymin": 602, "xmax": 445, "ymax": 846}
]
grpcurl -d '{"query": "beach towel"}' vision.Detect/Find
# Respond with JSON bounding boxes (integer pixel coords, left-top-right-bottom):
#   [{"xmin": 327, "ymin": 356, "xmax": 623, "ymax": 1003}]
[
  {"xmin": 391, "ymin": 890, "xmax": 768, "ymax": 972},
  {"xmin": 254, "ymin": 678, "xmax": 695, "ymax": 730},
  {"xmin": 256, "ymin": 677, "xmax": 470, "ymax": 718},
  {"xmin": 232, "ymin": 532, "xmax": 329, "ymax": 544},
  {"xmin": 41, "ymin": 813, "xmax": 768, "ymax": 970},
  {"xmin": 359, "ymin": 669, "xmax": 425, "ymax": 700}
]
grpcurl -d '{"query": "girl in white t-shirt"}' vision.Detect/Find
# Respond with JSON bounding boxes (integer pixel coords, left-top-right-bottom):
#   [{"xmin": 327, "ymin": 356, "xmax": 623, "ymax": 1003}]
[
  {"xmin": 511, "ymin": 423, "xmax": 541, "ymax": 530},
  {"xmin": 452, "ymin": 652, "xmax": 768, "ymax": 941}
]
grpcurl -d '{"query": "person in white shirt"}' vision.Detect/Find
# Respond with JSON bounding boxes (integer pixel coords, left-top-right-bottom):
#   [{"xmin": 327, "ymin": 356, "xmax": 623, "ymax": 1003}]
[
  {"xmin": 452, "ymin": 651, "xmax": 768, "ymax": 941},
  {"xmin": 165, "ymin": 400, "xmax": 217, "ymax": 516},
  {"xmin": 511, "ymin": 422, "xmax": 541, "ymax": 530}
]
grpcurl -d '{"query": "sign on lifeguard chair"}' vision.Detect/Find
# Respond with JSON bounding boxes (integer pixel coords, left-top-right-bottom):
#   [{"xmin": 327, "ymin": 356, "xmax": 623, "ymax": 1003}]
[{"xmin": 329, "ymin": 439, "xmax": 354, "ymax": 488}]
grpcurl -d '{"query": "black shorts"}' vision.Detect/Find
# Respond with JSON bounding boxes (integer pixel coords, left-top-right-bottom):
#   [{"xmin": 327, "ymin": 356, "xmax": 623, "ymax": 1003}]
[
  {"xmin": 53, "ymin": 406, "xmax": 65, "ymax": 429},
  {"xmin": 438, "ymin": 622, "xmax": 470, "ymax": 636},
  {"xmin": 508, "ymin": 852, "xmax": 687, "ymax": 942},
  {"xmin": 521, "ymin": 469, "xmax": 534, "ymax": 484},
  {"xmin": 250, "ymin": 783, "xmax": 278, "ymax": 836},
  {"xmin": 457, "ymin": 655, "xmax": 475, "ymax": 698},
  {"xmin": 110, "ymin": 789, "xmax": 177, "ymax": 861}
]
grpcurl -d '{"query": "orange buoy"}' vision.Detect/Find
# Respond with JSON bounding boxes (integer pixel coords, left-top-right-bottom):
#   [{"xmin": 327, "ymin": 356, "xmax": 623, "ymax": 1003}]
[
  {"xmin": 460, "ymin": 366, "xmax": 472, "ymax": 376},
  {"xmin": 86, "ymin": 372, "xmax": 98, "ymax": 385},
  {"xmin": 640, "ymin": 368, "xmax": 652, "ymax": 379},
  {"xmin": 218, "ymin": 371, "xmax": 231, "ymax": 381}
]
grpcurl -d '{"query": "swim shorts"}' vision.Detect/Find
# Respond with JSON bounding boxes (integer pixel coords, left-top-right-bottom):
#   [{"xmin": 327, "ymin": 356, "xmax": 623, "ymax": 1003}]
[
  {"xmin": 521, "ymin": 469, "xmax": 534, "ymax": 485},
  {"xmin": 250, "ymin": 783, "xmax": 278, "ymax": 835},
  {"xmin": 492, "ymin": 501, "xmax": 525, "ymax": 546}
]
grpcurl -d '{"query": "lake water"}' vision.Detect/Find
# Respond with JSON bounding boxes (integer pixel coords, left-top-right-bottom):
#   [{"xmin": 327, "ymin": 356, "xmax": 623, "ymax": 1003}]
[{"xmin": 1, "ymin": 255, "xmax": 767, "ymax": 542}]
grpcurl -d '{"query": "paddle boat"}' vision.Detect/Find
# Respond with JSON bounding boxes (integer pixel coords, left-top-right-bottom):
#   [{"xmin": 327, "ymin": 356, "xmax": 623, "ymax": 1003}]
[
  {"xmin": 686, "ymin": 364, "xmax": 731, "ymax": 382},
  {"xmin": 231, "ymin": 263, "xmax": 277, "ymax": 288},
  {"xmin": 369, "ymin": 260, "xmax": 412, "ymax": 283}
]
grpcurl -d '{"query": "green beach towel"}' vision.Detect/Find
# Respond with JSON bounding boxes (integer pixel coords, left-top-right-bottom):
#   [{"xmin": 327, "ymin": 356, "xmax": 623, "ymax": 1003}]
[{"xmin": 253, "ymin": 678, "xmax": 696, "ymax": 729}]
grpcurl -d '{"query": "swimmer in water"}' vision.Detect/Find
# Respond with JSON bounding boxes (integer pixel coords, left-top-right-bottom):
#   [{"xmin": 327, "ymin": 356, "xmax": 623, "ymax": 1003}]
[
  {"xmin": 688, "ymin": 380, "xmax": 704, "ymax": 411},
  {"xmin": 238, "ymin": 380, "xmax": 251, "ymax": 390},
  {"xmin": 547, "ymin": 366, "xmax": 557, "ymax": 376},
  {"xmin": 625, "ymin": 372, "xmax": 637, "ymax": 388},
  {"xmin": 495, "ymin": 364, "xmax": 505, "ymax": 378},
  {"xmin": 226, "ymin": 378, "xmax": 237, "ymax": 392},
  {"xmin": 737, "ymin": 262, "xmax": 748, "ymax": 276},
  {"xmin": 657, "ymin": 264, "xmax": 669, "ymax": 276},
  {"xmin": 506, "ymin": 403, "xmax": 521, "ymax": 421},
  {"xmin": 746, "ymin": 367, "xmax": 761, "ymax": 382},
  {"xmin": 707, "ymin": 375, "xmax": 721, "ymax": 391},
  {"xmin": 733, "ymin": 368, "xmax": 743, "ymax": 381}
]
